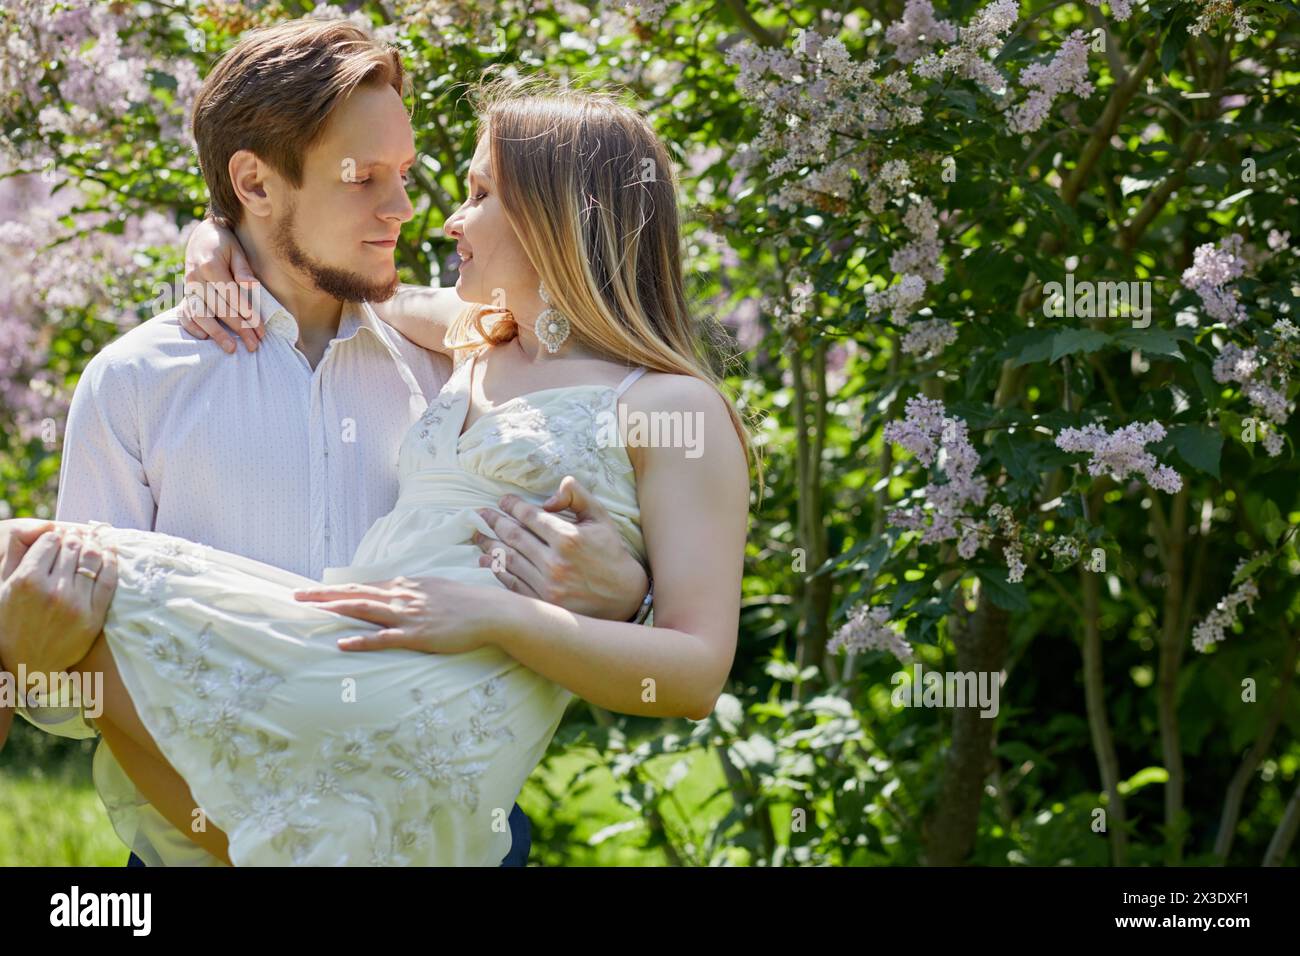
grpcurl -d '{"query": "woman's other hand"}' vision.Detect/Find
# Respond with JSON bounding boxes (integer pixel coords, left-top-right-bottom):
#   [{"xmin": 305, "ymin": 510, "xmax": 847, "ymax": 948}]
[
  {"xmin": 179, "ymin": 218, "xmax": 266, "ymax": 354},
  {"xmin": 290, "ymin": 576, "xmax": 509, "ymax": 655}
]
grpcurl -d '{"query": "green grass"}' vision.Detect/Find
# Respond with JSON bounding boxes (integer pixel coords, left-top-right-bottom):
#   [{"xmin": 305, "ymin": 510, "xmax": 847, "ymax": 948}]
[{"xmin": 0, "ymin": 771, "xmax": 125, "ymax": 867}]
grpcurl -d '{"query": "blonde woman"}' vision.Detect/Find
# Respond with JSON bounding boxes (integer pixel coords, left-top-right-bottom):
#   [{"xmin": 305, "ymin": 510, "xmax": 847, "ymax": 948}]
[{"xmin": 0, "ymin": 80, "xmax": 752, "ymax": 866}]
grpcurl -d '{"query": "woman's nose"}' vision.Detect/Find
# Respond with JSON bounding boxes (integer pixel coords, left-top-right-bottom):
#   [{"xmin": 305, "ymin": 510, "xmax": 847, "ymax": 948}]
[{"xmin": 443, "ymin": 198, "xmax": 471, "ymax": 239}]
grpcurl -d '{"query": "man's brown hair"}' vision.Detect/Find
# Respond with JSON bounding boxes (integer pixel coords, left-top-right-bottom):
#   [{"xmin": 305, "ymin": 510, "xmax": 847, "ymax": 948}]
[{"xmin": 191, "ymin": 19, "xmax": 408, "ymax": 227}]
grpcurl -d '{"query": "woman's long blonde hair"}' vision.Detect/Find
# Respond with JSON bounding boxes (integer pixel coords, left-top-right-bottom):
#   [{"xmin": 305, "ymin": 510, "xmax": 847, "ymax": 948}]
[{"xmin": 446, "ymin": 75, "xmax": 760, "ymax": 488}]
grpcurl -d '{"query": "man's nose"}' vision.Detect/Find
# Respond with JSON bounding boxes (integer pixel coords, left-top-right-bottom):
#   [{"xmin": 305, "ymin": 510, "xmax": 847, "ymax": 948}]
[{"xmin": 382, "ymin": 175, "xmax": 415, "ymax": 223}]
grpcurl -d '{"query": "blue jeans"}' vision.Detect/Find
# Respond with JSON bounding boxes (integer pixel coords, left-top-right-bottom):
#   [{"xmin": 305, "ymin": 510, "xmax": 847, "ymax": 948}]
[{"xmin": 126, "ymin": 802, "xmax": 532, "ymax": 866}]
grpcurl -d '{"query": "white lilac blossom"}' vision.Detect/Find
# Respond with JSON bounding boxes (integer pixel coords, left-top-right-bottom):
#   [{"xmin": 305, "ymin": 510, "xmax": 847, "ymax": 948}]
[
  {"xmin": 828, "ymin": 603, "xmax": 914, "ymax": 664},
  {"xmin": 879, "ymin": 159, "xmax": 912, "ymax": 192},
  {"xmin": 1083, "ymin": 0, "xmax": 1133, "ymax": 20},
  {"xmin": 866, "ymin": 197, "xmax": 945, "ymax": 324},
  {"xmin": 623, "ymin": 0, "xmax": 671, "ymax": 23},
  {"xmin": 1181, "ymin": 234, "xmax": 1249, "ymax": 327},
  {"xmin": 308, "ymin": 3, "xmax": 400, "ymax": 42},
  {"xmin": 901, "ymin": 319, "xmax": 959, "ymax": 358},
  {"xmin": 1267, "ymin": 229, "xmax": 1291, "ymax": 252},
  {"xmin": 1004, "ymin": 545, "xmax": 1026, "ymax": 583},
  {"xmin": 1054, "ymin": 421, "xmax": 1184, "ymax": 493},
  {"xmin": 725, "ymin": 31, "xmax": 923, "ymax": 213},
  {"xmin": 987, "ymin": 503, "xmax": 1025, "ymax": 581},
  {"xmin": 958, "ymin": 523, "xmax": 989, "ymax": 560},
  {"xmin": 1212, "ymin": 338, "xmax": 1295, "ymax": 458},
  {"xmin": 911, "ymin": 0, "xmax": 1019, "ymax": 93},
  {"xmin": 884, "ymin": 395, "xmax": 947, "ymax": 465},
  {"xmin": 1050, "ymin": 538, "xmax": 1081, "ymax": 563},
  {"xmin": 1192, "ymin": 577, "xmax": 1260, "ymax": 651},
  {"xmin": 1188, "ymin": 0, "xmax": 1256, "ymax": 38},
  {"xmin": 1212, "ymin": 342, "xmax": 1260, "ymax": 383},
  {"xmin": 884, "ymin": 0, "xmax": 957, "ymax": 65},
  {"xmin": 891, "ymin": 198, "xmax": 945, "ymax": 283},
  {"xmin": 1007, "ymin": 31, "xmax": 1095, "ymax": 134},
  {"xmin": 0, "ymin": 168, "xmax": 191, "ymax": 442},
  {"xmin": 883, "ymin": 398, "xmax": 989, "ymax": 548},
  {"xmin": 866, "ymin": 158, "xmax": 914, "ymax": 214}
]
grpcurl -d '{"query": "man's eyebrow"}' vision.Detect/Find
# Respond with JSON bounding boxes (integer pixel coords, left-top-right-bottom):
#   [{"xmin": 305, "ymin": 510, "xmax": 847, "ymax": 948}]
[{"xmin": 358, "ymin": 155, "xmax": 418, "ymax": 168}]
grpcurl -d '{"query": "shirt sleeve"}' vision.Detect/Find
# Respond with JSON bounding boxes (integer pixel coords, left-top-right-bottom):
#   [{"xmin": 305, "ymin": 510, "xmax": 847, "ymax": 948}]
[
  {"xmin": 15, "ymin": 351, "xmax": 156, "ymax": 740},
  {"xmin": 55, "ymin": 350, "xmax": 156, "ymax": 530}
]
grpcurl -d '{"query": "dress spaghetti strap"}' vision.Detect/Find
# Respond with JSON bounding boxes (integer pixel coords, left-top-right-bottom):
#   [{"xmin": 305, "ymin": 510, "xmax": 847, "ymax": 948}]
[{"xmin": 614, "ymin": 366, "xmax": 648, "ymax": 397}]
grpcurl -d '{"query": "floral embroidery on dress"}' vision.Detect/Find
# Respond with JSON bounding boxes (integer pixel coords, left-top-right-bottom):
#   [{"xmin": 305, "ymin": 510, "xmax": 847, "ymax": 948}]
[
  {"xmin": 225, "ymin": 772, "xmax": 326, "ymax": 865},
  {"xmin": 142, "ymin": 622, "xmax": 286, "ymax": 773},
  {"xmin": 524, "ymin": 391, "xmax": 631, "ymax": 490},
  {"xmin": 416, "ymin": 396, "xmax": 458, "ymax": 456},
  {"xmin": 459, "ymin": 390, "xmax": 632, "ymax": 492},
  {"xmin": 377, "ymin": 682, "xmax": 515, "ymax": 814},
  {"xmin": 469, "ymin": 404, "xmax": 548, "ymax": 446},
  {"xmin": 133, "ymin": 619, "xmax": 519, "ymax": 863},
  {"xmin": 132, "ymin": 536, "xmax": 213, "ymax": 605}
]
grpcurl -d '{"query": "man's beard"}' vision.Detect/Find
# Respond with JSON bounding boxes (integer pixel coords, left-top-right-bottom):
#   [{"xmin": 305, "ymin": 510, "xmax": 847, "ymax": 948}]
[{"xmin": 272, "ymin": 205, "xmax": 400, "ymax": 303}]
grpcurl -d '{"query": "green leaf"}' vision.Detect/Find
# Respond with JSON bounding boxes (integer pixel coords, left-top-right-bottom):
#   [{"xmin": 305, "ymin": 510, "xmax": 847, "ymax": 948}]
[
  {"xmin": 1050, "ymin": 328, "xmax": 1112, "ymax": 363},
  {"xmin": 1008, "ymin": 328, "xmax": 1057, "ymax": 367},
  {"xmin": 1231, "ymin": 552, "xmax": 1272, "ymax": 585},
  {"xmin": 1119, "ymin": 766, "xmax": 1170, "ymax": 794},
  {"xmin": 1187, "ymin": 163, "xmax": 1230, "ymax": 188},
  {"xmin": 976, "ymin": 568, "xmax": 1030, "ymax": 612},
  {"xmin": 1218, "ymin": 410, "xmax": 1255, "ymax": 457},
  {"xmin": 1114, "ymin": 326, "xmax": 1186, "ymax": 359},
  {"xmin": 1192, "ymin": 360, "xmax": 1220, "ymax": 407},
  {"xmin": 1029, "ymin": 183, "xmax": 1079, "ymax": 233},
  {"xmin": 1169, "ymin": 424, "xmax": 1223, "ymax": 479},
  {"xmin": 992, "ymin": 430, "xmax": 1035, "ymax": 481},
  {"xmin": 1261, "ymin": 500, "xmax": 1285, "ymax": 546}
]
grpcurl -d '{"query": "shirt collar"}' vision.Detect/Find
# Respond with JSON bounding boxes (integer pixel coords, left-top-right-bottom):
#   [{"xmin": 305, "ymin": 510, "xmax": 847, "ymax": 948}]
[{"xmin": 255, "ymin": 286, "xmax": 406, "ymax": 366}]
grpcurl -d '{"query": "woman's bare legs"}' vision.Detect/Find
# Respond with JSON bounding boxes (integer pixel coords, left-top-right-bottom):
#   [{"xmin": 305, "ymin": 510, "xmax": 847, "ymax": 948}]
[{"xmin": 73, "ymin": 632, "xmax": 233, "ymax": 865}]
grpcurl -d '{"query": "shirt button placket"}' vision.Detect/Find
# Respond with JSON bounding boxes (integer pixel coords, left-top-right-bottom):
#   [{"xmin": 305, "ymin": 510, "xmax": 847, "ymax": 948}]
[{"xmin": 310, "ymin": 361, "xmax": 328, "ymax": 578}]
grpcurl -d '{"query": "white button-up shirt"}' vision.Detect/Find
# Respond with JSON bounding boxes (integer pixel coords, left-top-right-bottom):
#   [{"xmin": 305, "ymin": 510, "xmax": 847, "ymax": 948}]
[{"xmin": 18, "ymin": 287, "xmax": 450, "ymax": 864}]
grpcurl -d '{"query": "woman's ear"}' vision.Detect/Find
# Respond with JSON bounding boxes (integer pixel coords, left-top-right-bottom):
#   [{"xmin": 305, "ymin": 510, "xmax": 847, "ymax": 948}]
[{"xmin": 227, "ymin": 149, "xmax": 273, "ymax": 219}]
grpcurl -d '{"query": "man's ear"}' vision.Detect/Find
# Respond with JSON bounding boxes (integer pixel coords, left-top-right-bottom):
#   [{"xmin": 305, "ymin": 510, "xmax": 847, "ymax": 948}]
[{"xmin": 228, "ymin": 149, "xmax": 273, "ymax": 219}]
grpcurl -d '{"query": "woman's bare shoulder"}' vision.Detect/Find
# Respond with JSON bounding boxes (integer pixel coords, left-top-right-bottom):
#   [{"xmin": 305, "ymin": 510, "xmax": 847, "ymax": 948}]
[{"xmin": 622, "ymin": 369, "xmax": 731, "ymax": 416}]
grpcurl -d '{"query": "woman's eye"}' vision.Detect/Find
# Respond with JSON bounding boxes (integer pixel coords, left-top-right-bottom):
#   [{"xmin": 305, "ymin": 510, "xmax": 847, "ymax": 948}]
[{"xmin": 473, "ymin": 191, "xmax": 488, "ymax": 201}]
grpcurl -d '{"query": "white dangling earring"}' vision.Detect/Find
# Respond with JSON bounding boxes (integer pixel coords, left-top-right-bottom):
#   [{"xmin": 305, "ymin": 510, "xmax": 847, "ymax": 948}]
[{"xmin": 535, "ymin": 282, "xmax": 571, "ymax": 354}]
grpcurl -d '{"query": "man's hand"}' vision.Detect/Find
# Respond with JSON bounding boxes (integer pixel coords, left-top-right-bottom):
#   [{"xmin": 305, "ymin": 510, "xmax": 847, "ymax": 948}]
[
  {"xmin": 471, "ymin": 476, "xmax": 649, "ymax": 621},
  {"xmin": 0, "ymin": 520, "xmax": 118, "ymax": 677}
]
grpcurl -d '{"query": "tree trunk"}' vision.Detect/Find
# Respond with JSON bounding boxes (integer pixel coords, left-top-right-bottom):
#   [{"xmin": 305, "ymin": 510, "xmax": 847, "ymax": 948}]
[
  {"xmin": 921, "ymin": 594, "xmax": 1010, "ymax": 865},
  {"xmin": 1263, "ymin": 779, "xmax": 1300, "ymax": 867},
  {"xmin": 1214, "ymin": 639, "xmax": 1299, "ymax": 861},
  {"xmin": 1156, "ymin": 490, "xmax": 1189, "ymax": 864},
  {"xmin": 790, "ymin": 339, "xmax": 831, "ymax": 698},
  {"xmin": 1081, "ymin": 563, "xmax": 1128, "ymax": 864}
]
